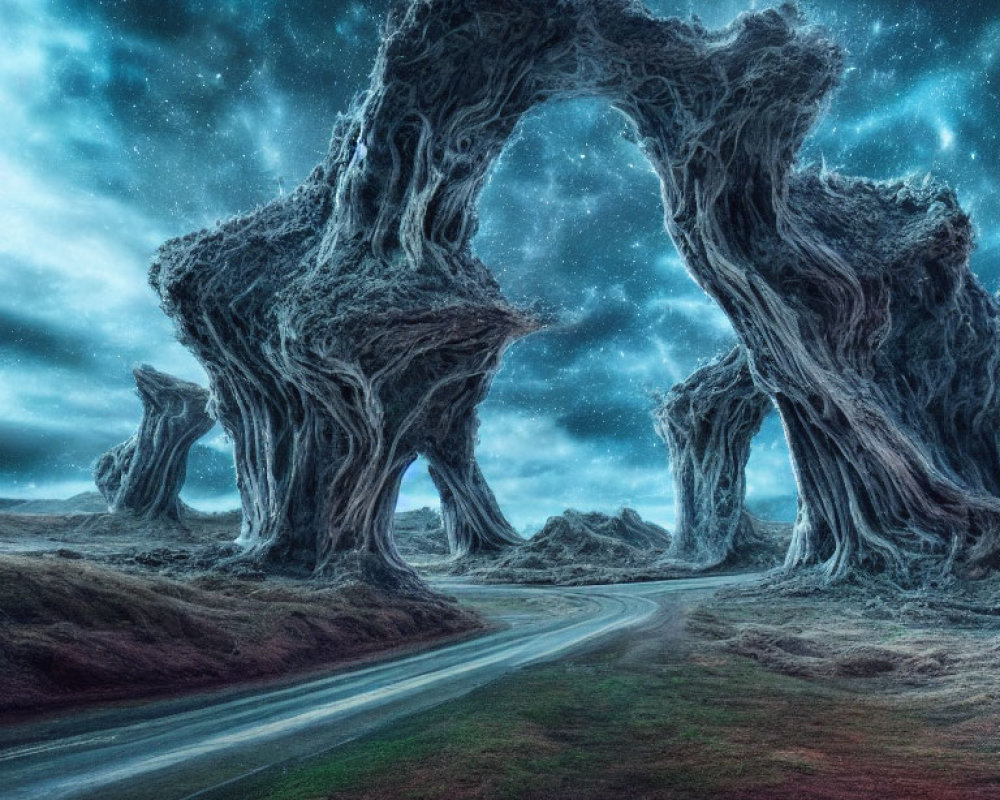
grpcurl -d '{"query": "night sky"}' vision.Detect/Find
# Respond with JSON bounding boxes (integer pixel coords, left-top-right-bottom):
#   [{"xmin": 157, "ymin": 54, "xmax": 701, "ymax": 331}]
[{"xmin": 2, "ymin": 0, "xmax": 999, "ymax": 533}]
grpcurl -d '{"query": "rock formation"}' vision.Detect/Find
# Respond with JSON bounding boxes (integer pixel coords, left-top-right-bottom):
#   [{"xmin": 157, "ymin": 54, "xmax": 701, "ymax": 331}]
[
  {"xmin": 150, "ymin": 0, "xmax": 595, "ymax": 584},
  {"xmin": 603, "ymin": 6, "xmax": 1000, "ymax": 581},
  {"xmin": 654, "ymin": 347, "xmax": 773, "ymax": 566},
  {"xmin": 423, "ymin": 404, "xmax": 523, "ymax": 557},
  {"xmin": 514, "ymin": 508, "xmax": 671, "ymax": 566},
  {"xmin": 94, "ymin": 365, "xmax": 213, "ymax": 520},
  {"xmin": 459, "ymin": 508, "xmax": 672, "ymax": 585},
  {"xmin": 151, "ymin": 0, "xmax": 1000, "ymax": 585}
]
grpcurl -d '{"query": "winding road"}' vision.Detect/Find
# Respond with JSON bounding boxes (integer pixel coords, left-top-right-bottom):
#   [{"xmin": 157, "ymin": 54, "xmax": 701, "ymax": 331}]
[{"xmin": 0, "ymin": 574, "xmax": 754, "ymax": 800}]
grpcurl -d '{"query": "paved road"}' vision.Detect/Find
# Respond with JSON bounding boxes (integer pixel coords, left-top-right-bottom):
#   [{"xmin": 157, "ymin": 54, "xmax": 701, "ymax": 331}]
[{"xmin": 0, "ymin": 574, "xmax": 754, "ymax": 800}]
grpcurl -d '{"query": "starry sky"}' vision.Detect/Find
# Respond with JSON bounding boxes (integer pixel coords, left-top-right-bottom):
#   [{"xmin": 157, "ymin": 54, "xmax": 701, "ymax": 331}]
[{"xmin": 1, "ymin": 0, "xmax": 999, "ymax": 533}]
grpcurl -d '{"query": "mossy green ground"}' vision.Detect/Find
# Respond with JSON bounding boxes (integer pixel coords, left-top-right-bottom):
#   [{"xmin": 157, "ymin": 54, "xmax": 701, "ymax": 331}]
[{"xmin": 231, "ymin": 611, "xmax": 1000, "ymax": 800}]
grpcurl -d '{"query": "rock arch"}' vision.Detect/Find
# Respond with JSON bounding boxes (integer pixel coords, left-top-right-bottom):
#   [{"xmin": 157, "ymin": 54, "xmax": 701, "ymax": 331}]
[
  {"xmin": 613, "ymin": 10, "xmax": 1000, "ymax": 582},
  {"xmin": 152, "ymin": 0, "xmax": 1000, "ymax": 586}
]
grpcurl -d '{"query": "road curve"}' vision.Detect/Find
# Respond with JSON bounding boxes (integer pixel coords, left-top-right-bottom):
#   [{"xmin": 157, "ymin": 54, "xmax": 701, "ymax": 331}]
[{"xmin": 0, "ymin": 574, "xmax": 754, "ymax": 800}]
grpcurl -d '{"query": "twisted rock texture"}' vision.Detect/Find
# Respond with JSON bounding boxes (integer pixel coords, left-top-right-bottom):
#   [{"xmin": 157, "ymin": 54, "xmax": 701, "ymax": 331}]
[
  {"xmin": 654, "ymin": 347, "xmax": 772, "ymax": 566},
  {"xmin": 611, "ymin": 6, "xmax": 1000, "ymax": 581},
  {"xmin": 150, "ymin": 0, "xmax": 577, "ymax": 584},
  {"xmin": 424, "ymin": 404, "xmax": 522, "ymax": 557},
  {"xmin": 151, "ymin": 0, "xmax": 1000, "ymax": 585},
  {"xmin": 94, "ymin": 365, "xmax": 213, "ymax": 520}
]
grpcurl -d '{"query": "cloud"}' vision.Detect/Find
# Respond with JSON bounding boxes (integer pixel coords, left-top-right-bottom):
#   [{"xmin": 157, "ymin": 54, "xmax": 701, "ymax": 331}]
[{"xmin": 0, "ymin": 307, "xmax": 94, "ymax": 369}]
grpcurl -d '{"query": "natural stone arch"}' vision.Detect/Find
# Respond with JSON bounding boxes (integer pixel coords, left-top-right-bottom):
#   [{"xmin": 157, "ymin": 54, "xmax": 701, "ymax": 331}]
[
  {"xmin": 606, "ymin": 6, "xmax": 1000, "ymax": 582},
  {"xmin": 151, "ymin": 0, "xmax": 1000, "ymax": 587},
  {"xmin": 94, "ymin": 364, "xmax": 213, "ymax": 521},
  {"xmin": 152, "ymin": 0, "xmax": 716, "ymax": 583}
]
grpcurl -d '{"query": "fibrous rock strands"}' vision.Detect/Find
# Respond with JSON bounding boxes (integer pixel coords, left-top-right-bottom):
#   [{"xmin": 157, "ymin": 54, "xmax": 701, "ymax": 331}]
[
  {"xmin": 654, "ymin": 346, "xmax": 773, "ymax": 567},
  {"xmin": 152, "ymin": 0, "xmax": 1000, "ymax": 587},
  {"xmin": 94, "ymin": 364, "xmax": 213, "ymax": 521}
]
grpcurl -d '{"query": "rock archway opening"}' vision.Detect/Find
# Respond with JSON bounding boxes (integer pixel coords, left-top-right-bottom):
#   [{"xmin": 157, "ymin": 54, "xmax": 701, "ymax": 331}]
[
  {"xmin": 395, "ymin": 96, "xmax": 797, "ymax": 547},
  {"xmin": 745, "ymin": 413, "xmax": 798, "ymax": 525}
]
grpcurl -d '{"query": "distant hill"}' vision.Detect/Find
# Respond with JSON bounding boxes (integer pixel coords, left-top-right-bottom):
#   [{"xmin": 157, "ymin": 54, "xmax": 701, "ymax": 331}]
[
  {"xmin": 0, "ymin": 492, "xmax": 108, "ymax": 515},
  {"xmin": 494, "ymin": 508, "xmax": 671, "ymax": 572},
  {"xmin": 394, "ymin": 507, "xmax": 450, "ymax": 560}
]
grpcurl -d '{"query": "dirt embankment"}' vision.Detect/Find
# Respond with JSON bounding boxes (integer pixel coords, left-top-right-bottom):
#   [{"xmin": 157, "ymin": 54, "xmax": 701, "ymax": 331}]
[{"xmin": 0, "ymin": 555, "xmax": 483, "ymax": 721}]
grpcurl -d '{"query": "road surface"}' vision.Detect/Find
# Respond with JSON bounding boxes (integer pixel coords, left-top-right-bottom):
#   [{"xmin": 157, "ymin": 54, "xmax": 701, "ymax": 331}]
[{"xmin": 0, "ymin": 574, "xmax": 754, "ymax": 800}]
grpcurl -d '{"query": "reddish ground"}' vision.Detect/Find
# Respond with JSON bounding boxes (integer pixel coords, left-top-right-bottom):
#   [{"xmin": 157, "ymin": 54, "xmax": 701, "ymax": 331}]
[{"xmin": 0, "ymin": 554, "xmax": 482, "ymax": 721}]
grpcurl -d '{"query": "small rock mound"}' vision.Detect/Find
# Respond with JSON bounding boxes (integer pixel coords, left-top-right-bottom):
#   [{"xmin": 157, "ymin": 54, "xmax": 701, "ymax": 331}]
[
  {"xmin": 451, "ymin": 508, "xmax": 674, "ymax": 585},
  {"xmin": 393, "ymin": 508, "xmax": 451, "ymax": 561},
  {"xmin": 503, "ymin": 509, "xmax": 671, "ymax": 570}
]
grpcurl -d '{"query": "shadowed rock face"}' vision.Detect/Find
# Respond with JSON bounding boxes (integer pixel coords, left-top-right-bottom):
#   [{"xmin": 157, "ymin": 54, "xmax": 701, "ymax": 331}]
[
  {"xmin": 94, "ymin": 365, "xmax": 213, "ymax": 521},
  {"xmin": 654, "ymin": 347, "xmax": 772, "ymax": 566},
  {"xmin": 151, "ymin": 0, "xmax": 1000, "ymax": 585}
]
